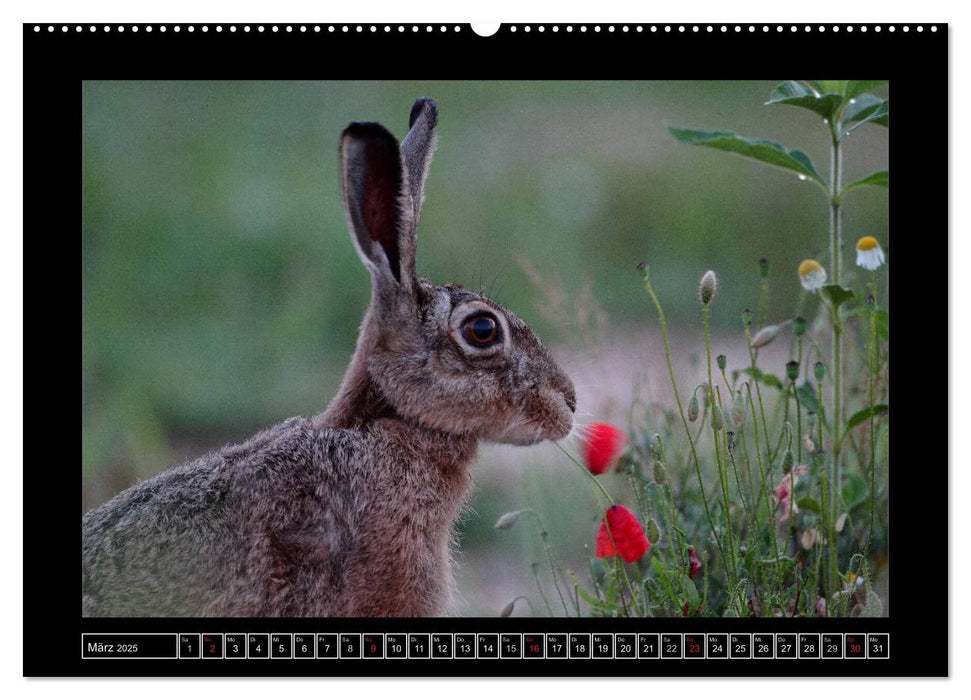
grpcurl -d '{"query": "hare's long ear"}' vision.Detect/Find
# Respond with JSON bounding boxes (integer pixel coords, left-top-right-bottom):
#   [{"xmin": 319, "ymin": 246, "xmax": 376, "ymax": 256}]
[
  {"xmin": 340, "ymin": 122, "xmax": 416, "ymax": 289},
  {"xmin": 400, "ymin": 98, "xmax": 438, "ymax": 223}
]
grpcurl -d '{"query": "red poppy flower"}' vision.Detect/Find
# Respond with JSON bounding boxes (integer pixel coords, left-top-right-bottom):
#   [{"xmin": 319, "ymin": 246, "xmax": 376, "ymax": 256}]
[
  {"xmin": 595, "ymin": 505, "xmax": 650, "ymax": 563},
  {"xmin": 581, "ymin": 423, "xmax": 627, "ymax": 475},
  {"xmin": 687, "ymin": 545, "xmax": 702, "ymax": 579}
]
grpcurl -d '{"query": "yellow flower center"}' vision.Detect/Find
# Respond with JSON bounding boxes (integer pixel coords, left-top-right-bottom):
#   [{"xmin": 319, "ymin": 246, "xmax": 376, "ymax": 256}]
[
  {"xmin": 798, "ymin": 259, "xmax": 823, "ymax": 277},
  {"xmin": 856, "ymin": 236, "xmax": 879, "ymax": 251}
]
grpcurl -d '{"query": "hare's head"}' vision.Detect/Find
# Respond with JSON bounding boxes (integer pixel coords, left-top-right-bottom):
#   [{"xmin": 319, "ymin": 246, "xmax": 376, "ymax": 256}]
[{"xmin": 340, "ymin": 99, "xmax": 576, "ymax": 446}]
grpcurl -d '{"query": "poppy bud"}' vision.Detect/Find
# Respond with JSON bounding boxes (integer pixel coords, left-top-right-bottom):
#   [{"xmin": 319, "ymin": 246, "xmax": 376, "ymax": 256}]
[
  {"xmin": 786, "ymin": 360, "xmax": 800, "ymax": 382},
  {"xmin": 494, "ymin": 510, "xmax": 524, "ymax": 530},
  {"xmin": 711, "ymin": 404, "xmax": 724, "ymax": 431},
  {"xmin": 751, "ymin": 325, "xmax": 780, "ymax": 348},
  {"xmin": 731, "ymin": 393, "xmax": 746, "ymax": 427},
  {"xmin": 687, "ymin": 545, "xmax": 703, "ymax": 578},
  {"xmin": 699, "ymin": 270, "xmax": 718, "ymax": 305},
  {"xmin": 759, "ymin": 257, "xmax": 769, "ymax": 279},
  {"xmin": 688, "ymin": 394, "xmax": 699, "ymax": 422},
  {"xmin": 814, "ymin": 361, "xmax": 826, "ymax": 383},
  {"xmin": 742, "ymin": 308, "xmax": 753, "ymax": 327},
  {"xmin": 716, "ymin": 354, "xmax": 727, "ymax": 371},
  {"xmin": 646, "ymin": 518, "xmax": 661, "ymax": 546},
  {"xmin": 793, "ymin": 316, "xmax": 807, "ymax": 336}
]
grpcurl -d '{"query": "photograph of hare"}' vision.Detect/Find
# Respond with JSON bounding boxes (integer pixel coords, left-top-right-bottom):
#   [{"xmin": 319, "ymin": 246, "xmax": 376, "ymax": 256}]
[{"xmin": 82, "ymin": 81, "xmax": 889, "ymax": 618}]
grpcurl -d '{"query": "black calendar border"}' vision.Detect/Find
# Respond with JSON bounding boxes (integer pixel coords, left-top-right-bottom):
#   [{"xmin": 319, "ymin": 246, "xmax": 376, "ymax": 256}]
[{"xmin": 24, "ymin": 22, "xmax": 947, "ymax": 677}]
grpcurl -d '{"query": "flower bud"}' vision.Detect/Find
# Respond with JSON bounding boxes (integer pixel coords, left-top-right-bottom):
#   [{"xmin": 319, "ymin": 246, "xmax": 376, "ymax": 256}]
[
  {"xmin": 814, "ymin": 361, "xmax": 826, "ymax": 383},
  {"xmin": 688, "ymin": 394, "xmax": 699, "ymax": 422},
  {"xmin": 781, "ymin": 448, "xmax": 794, "ymax": 474},
  {"xmin": 801, "ymin": 528, "xmax": 817, "ymax": 550},
  {"xmin": 646, "ymin": 518, "xmax": 661, "ymax": 545},
  {"xmin": 494, "ymin": 510, "xmax": 524, "ymax": 530},
  {"xmin": 726, "ymin": 430, "xmax": 737, "ymax": 452},
  {"xmin": 699, "ymin": 270, "xmax": 718, "ymax": 305},
  {"xmin": 687, "ymin": 545, "xmax": 702, "ymax": 579},
  {"xmin": 731, "ymin": 393, "xmax": 746, "ymax": 427},
  {"xmin": 786, "ymin": 360, "xmax": 800, "ymax": 382},
  {"xmin": 759, "ymin": 257, "xmax": 769, "ymax": 279},
  {"xmin": 716, "ymin": 354, "xmax": 727, "ymax": 371},
  {"xmin": 792, "ymin": 316, "xmax": 807, "ymax": 336},
  {"xmin": 711, "ymin": 404, "xmax": 724, "ymax": 431},
  {"xmin": 835, "ymin": 513, "xmax": 848, "ymax": 532},
  {"xmin": 742, "ymin": 308, "xmax": 753, "ymax": 327},
  {"xmin": 751, "ymin": 325, "xmax": 780, "ymax": 349},
  {"xmin": 636, "ymin": 260, "xmax": 650, "ymax": 281},
  {"xmin": 500, "ymin": 599, "xmax": 518, "ymax": 617},
  {"xmin": 653, "ymin": 458, "xmax": 667, "ymax": 485}
]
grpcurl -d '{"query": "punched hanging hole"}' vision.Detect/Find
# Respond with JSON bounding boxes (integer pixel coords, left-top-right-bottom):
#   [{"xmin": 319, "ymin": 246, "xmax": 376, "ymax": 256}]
[{"xmin": 471, "ymin": 23, "xmax": 501, "ymax": 37}]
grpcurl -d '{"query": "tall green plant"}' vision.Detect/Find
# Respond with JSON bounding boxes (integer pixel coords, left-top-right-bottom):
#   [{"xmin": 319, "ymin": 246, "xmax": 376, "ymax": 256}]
[{"xmin": 669, "ymin": 80, "xmax": 888, "ymax": 612}]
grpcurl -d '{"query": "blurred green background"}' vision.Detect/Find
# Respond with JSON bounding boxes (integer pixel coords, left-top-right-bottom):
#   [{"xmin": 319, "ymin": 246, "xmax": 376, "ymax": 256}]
[{"xmin": 82, "ymin": 81, "xmax": 888, "ymax": 614}]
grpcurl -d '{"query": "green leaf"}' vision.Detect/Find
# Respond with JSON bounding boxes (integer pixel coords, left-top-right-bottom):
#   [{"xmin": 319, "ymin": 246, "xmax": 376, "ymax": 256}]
[
  {"xmin": 844, "ymin": 80, "xmax": 887, "ymax": 100},
  {"xmin": 841, "ymin": 473, "xmax": 868, "ymax": 510},
  {"xmin": 668, "ymin": 126, "xmax": 826, "ymax": 189},
  {"xmin": 820, "ymin": 284, "xmax": 855, "ymax": 310},
  {"xmin": 845, "ymin": 404, "xmax": 889, "ymax": 432},
  {"xmin": 845, "ymin": 307, "xmax": 889, "ymax": 341},
  {"xmin": 818, "ymin": 80, "xmax": 849, "ymax": 95},
  {"xmin": 875, "ymin": 308, "xmax": 889, "ymax": 341},
  {"xmin": 765, "ymin": 80, "xmax": 842, "ymax": 121},
  {"xmin": 796, "ymin": 497, "xmax": 821, "ymax": 514},
  {"xmin": 841, "ymin": 170, "xmax": 888, "ymax": 199},
  {"xmin": 842, "ymin": 100, "xmax": 889, "ymax": 138},
  {"xmin": 740, "ymin": 367, "xmax": 785, "ymax": 391},
  {"xmin": 568, "ymin": 570, "xmax": 616, "ymax": 612},
  {"xmin": 796, "ymin": 381, "xmax": 828, "ymax": 428},
  {"xmin": 842, "ymin": 93, "xmax": 885, "ymax": 124}
]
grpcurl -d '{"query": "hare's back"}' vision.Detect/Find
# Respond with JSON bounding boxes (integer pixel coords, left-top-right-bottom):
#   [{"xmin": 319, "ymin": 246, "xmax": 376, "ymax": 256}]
[{"xmin": 82, "ymin": 417, "xmax": 353, "ymax": 617}]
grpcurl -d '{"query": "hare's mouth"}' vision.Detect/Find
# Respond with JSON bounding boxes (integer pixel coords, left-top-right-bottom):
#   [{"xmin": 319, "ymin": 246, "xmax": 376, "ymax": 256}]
[{"xmin": 491, "ymin": 394, "xmax": 575, "ymax": 446}]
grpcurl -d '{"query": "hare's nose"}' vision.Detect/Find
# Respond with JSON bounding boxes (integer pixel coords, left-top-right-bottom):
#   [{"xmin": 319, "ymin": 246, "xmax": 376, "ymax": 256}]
[{"xmin": 561, "ymin": 382, "xmax": 577, "ymax": 413}]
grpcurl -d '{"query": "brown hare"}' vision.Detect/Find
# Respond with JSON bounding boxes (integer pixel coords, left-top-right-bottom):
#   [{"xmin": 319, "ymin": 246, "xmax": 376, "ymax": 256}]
[{"xmin": 81, "ymin": 98, "xmax": 577, "ymax": 617}]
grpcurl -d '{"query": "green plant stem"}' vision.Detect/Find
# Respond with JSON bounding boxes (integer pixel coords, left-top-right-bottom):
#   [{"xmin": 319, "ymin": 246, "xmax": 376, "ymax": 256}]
[
  {"xmin": 557, "ymin": 443, "xmax": 615, "ymax": 507},
  {"xmin": 704, "ymin": 305, "xmax": 739, "ymax": 590},
  {"xmin": 758, "ymin": 276, "xmax": 769, "ymax": 329},
  {"xmin": 655, "ymin": 437, "xmax": 685, "ymax": 567},
  {"xmin": 521, "ymin": 507, "xmax": 574, "ymax": 616},
  {"xmin": 642, "ymin": 277, "xmax": 729, "ymax": 569},
  {"xmin": 744, "ymin": 326, "xmax": 773, "ymax": 482},
  {"xmin": 827, "ymin": 120, "xmax": 844, "ymax": 600},
  {"xmin": 795, "ymin": 336, "xmax": 804, "ymax": 462},
  {"xmin": 864, "ymin": 292, "xmax": 878, "ymax": 559},
  {"xmin": 746, "ymin": 382, "xmax": 780, "ymax": 592}
]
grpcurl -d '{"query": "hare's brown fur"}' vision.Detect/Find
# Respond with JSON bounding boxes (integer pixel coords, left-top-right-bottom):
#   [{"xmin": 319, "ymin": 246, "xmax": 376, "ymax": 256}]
[{"xmin": 82, "ymin": 99, "xmax": 575, "ymax": 617}]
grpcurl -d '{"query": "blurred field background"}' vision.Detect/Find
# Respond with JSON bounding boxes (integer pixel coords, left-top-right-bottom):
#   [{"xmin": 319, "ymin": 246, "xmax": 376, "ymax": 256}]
[{"xmin": 82, "ymin": 81, "xmax": 888, "ymax": 616}]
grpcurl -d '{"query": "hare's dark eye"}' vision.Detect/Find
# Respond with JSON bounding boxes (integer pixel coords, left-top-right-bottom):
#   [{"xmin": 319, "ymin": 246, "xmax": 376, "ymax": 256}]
[{"xmin": 462, "ymin": 315, "xmax": 500, "ymax": 347}]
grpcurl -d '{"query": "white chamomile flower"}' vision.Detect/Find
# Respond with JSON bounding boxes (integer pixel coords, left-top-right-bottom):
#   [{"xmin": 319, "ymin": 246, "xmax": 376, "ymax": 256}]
[
  {"xmin": 798, "ymin": 259, "xmax": 827, "ymax": 291},
  {"xmin": 855, "ymin": 236, "xmax": 885, "ymax": 270}
]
